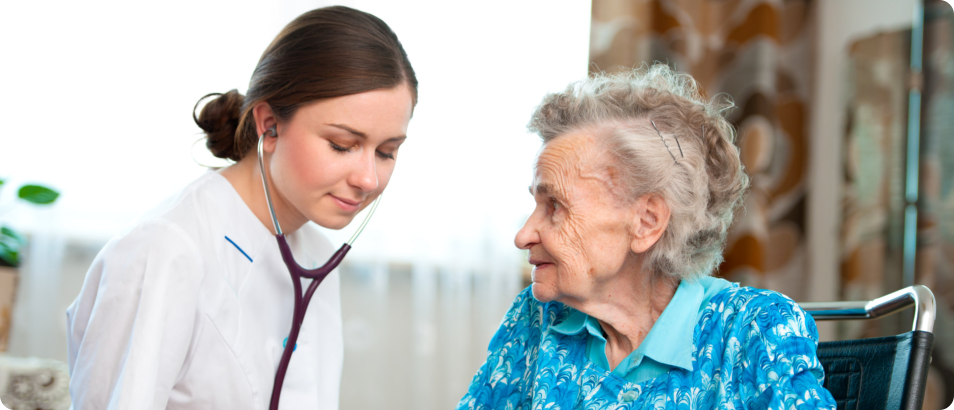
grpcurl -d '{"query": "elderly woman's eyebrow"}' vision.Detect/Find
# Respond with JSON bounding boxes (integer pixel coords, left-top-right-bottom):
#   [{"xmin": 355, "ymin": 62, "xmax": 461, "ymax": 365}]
[
  {"xmin": 530, "ymin": 183, "xmax": 561, "ymax": 199},
  {"xmin": 529, "ymin": 184, "xmax": 547, "ymax": 196}
]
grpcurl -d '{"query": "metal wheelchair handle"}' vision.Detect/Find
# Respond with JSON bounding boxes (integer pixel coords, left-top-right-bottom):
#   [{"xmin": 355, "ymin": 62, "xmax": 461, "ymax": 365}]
[{"xmin": 800, "ymin": 285, "xmax": 936, "ymax": 333}]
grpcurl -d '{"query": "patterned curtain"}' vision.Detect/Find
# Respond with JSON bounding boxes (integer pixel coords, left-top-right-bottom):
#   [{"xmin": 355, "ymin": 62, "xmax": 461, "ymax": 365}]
[
  {"xmin": 919, "ymin": 2, "xmax": 954, "ymax": 407},
  {"xmin": 590, "ymin": 0, "xmax": 815, "ymax": 300},
  {"xmin": 840, "ymin": 2, "xmax": 953, "ymax": 407},
  {"xmin": 841, "ymin": 30, "xmax": 912, "ymax": 339},
  {"xmin": 591, "ymin": 0, "xmax": 954, "ymax": 406}
]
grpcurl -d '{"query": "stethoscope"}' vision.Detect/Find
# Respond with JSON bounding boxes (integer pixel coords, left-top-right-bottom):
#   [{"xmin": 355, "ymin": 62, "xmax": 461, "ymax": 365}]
[{"xmin": 255, "ymin": 127, "xmax": 381, "ymax": 410}]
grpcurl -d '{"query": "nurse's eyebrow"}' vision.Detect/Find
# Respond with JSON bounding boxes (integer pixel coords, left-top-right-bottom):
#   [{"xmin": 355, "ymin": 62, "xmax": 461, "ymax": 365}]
[{"xmin": 327, "ymin": 123, "xmax": 407, "ymax": 142}]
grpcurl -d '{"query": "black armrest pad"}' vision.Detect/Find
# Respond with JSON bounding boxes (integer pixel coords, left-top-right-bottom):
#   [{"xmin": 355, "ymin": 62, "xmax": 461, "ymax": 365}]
[
  {"xmin": 901, "ymin": 331, "xmax": 934, "ymax": 410},
  {"xmin": 817, "ymin": 331, "xmax": 934, "ymax": 410}
]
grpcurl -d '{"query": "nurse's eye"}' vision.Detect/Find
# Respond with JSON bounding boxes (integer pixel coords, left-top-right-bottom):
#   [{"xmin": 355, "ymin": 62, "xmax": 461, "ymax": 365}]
[
  {"xmin": 376, "ymin": 150, "xmax": 395, "ymax": 160},
  {"xmin": 329, "ymin": 141, "xmax": 352, "ymax": 153}
]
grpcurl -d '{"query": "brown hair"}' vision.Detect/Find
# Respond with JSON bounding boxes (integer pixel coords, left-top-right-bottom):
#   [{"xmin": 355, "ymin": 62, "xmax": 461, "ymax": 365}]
[{"xmin": 194, "ymin": 6, "xmax": 418, "ymax": 161}]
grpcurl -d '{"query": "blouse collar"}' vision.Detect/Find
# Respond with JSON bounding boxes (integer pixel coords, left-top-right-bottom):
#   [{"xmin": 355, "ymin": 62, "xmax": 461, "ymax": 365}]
[{"xmin": 549, "ymin": 278, "xmax": 714, "ymax": 372}]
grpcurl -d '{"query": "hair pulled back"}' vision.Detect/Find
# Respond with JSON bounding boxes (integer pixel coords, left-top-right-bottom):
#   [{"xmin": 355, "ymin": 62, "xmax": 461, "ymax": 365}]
[
  {"xmin": 528, "ymin": 63, "xmax": 749, "ymax": 281},
  {"xmin": 194, "ymin": 6, "xmax": 418, "ymax": 161}
]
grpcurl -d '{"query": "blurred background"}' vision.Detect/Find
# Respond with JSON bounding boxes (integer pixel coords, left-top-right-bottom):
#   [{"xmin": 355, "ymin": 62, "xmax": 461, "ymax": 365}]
[{"xmin": 0, "ymin": 0, "xmax": 952, "ymax": 408}]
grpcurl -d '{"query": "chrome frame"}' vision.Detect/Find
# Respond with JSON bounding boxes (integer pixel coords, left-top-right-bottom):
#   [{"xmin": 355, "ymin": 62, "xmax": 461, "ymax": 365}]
[
  {"xmin": 258, "ymin": 130, "xmax": 284, "ymax": 235},
  {"xmin": 800, "ymin": 285, "xmax": 936, "ymax": 333}
]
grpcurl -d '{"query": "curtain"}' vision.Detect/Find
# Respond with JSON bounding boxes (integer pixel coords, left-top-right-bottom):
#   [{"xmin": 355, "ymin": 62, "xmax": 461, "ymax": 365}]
[
  {"xmin": 590, "ymin": 0, "xmax": 815, "ymax": 300},
  {"xmin": 337, "ymin": 261, "xmax": 520, "ymax": 409},
  {"xmin": 841, "ymin": 29, "xmax": 912, "ymax": 338},
  {"xmin": 838, "ymin": 2, "xmax": 953, "ymax": 406},
  {"xmin": 918, "ymin": 2, "xmax": 954, "ymax": 407},
  {"xmin": 591, "ymin": 0, "xmax": 954, "ymax": 406}
]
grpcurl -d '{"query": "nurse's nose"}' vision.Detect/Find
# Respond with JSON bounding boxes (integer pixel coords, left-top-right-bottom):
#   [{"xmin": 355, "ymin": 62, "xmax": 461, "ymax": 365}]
[{"xmin": 350, "ymin": 150, "xmax": 379, "ymax": 193}]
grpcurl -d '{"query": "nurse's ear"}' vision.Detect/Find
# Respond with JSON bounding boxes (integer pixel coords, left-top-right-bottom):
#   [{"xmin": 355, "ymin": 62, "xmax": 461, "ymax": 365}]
[{"xmin": 252, "ymin": 102, "xmax": 280, "ymax": 152}]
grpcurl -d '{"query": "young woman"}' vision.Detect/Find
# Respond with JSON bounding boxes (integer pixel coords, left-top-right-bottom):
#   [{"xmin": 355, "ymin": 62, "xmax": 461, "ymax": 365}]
[{"xmin": 65, "ymin": 6, "xmax": 417, "ymax": 409}]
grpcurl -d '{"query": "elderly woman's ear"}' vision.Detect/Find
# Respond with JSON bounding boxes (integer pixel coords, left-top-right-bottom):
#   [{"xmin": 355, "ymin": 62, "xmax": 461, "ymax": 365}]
[{"xmin": 629, "ymin": 194, "xmax": 671, "ymax": 254}]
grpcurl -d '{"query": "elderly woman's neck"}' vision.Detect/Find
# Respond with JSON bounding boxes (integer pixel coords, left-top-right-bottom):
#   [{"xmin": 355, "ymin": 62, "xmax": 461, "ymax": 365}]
[{"xmin": 579, "ymin": 271, "xmax": 679, "ymax": 372}]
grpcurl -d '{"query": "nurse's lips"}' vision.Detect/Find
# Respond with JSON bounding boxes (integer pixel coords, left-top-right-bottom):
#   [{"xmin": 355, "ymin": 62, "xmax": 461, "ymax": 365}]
[{"xmin": 330, "ymin": 195, "xmax": 361, "ymax": 212}]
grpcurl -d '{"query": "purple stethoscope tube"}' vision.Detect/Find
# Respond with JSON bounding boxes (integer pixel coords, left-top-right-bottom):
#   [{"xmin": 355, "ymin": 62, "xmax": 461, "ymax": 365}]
[
  {"xmin": 269, "ymin": 236, "xmax": 350, "ymax": 410},
  {"xmin": 256, "ymin": 128, "xmax": 381, "ymax": 410}
]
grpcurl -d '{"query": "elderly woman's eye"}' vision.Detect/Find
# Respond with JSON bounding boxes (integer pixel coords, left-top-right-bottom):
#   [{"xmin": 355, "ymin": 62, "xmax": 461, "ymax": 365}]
[{"xmin": 552, "ymin": 201, "xmax": 561, "ymax": 211}]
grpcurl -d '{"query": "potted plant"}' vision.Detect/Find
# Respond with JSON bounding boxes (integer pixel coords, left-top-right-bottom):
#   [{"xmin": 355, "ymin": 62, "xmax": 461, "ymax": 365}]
[{"xmin": 0, "ymin": 180, "xmax": 59, "ymax": 352}]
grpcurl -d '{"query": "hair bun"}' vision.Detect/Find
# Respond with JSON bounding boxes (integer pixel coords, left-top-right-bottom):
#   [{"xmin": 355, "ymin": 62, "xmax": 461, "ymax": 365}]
[{"xmin": 194, "ymin": 90, "xmax": 245, "ymax": 161}]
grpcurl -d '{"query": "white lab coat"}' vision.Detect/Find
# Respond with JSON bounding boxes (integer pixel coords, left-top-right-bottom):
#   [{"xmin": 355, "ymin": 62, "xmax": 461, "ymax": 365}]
[{"xmin": 66, "ymin": 171, "xmax": 343, "ymax": 410}]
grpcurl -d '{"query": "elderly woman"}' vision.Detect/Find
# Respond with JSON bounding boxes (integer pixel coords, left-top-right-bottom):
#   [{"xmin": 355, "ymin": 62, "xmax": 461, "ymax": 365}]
[{"xmin": 457, "ymin": 65, "xmax": 835, "ymax": 409}]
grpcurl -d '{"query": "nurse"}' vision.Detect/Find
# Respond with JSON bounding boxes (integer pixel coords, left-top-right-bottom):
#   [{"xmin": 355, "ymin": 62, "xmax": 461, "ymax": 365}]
[{"xmin": 65, "ymin": 6, "xmax": 417, "ymax": 410}]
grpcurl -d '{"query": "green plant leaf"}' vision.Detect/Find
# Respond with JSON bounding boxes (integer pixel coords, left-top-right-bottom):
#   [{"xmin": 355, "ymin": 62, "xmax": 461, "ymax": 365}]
[
  {"xmin": 0, "ymin": 242, "xmax": 19, "ymax": 267},
  {"xmin": 18, "ymin": 184, "xmax": 59, "ymax": 205},
  {"xmin": 0, "ymin": 226, "xmax": 23, "ymax": 245}
]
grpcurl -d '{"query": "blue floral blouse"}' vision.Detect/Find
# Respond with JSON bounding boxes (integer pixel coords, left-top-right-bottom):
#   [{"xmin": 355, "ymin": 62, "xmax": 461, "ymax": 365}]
[{"xmin": 457, "ymin": 284, "xmax": 836, "ymax": 409}]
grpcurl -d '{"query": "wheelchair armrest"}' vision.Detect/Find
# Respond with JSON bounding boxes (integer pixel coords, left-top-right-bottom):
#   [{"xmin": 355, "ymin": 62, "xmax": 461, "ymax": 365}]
[{"xmin": 800, "ymin": 285, "xmax": 936, "ymax": 333}]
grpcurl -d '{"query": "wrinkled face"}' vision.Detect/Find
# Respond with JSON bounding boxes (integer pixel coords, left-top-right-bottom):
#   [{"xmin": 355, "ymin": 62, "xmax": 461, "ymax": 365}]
[
  {"xmin": 515, "ymin": 132, "xmax": 637, "ymax": 305},
  {"xmin": 270, "ymin": 84, "xmax": 413, "ymax": 230}
]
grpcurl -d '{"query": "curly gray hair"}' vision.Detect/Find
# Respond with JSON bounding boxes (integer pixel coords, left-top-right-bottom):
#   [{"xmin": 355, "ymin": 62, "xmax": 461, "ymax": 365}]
[{"xmin": 528, "ymin": 64, "xmax": 749, "ymax": 281}]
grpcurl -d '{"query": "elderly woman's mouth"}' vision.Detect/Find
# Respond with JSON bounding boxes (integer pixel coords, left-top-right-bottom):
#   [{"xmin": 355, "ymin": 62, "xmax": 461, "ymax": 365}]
[{"xmin": 529, "ymin": 258, "xmax": 552, "ymax": 268}]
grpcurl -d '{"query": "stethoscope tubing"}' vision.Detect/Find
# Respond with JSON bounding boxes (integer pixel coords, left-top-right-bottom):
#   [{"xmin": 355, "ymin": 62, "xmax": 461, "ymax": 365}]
[{"xmin": 257, "ymin": 130, "xmax": 380, "ymax": 410}]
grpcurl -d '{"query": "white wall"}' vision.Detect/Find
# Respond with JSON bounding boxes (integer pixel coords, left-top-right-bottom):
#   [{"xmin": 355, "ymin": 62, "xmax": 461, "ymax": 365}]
[
  {"xmin": 0, "ymin": 0, "xmax": 591, "ymax": 259},
  {"xmin": 808, "ymin": 0, "xmax": 918, "ymax": 339}
]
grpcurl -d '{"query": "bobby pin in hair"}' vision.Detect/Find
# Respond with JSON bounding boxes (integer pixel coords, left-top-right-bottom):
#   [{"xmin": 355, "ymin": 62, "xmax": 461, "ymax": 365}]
[{"xmin": 651, "ymin": 120, "xmax": 684, "ymax": 161}]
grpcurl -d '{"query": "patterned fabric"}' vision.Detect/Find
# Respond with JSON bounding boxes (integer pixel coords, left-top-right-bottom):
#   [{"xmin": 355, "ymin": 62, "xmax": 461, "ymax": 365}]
[
  {"xmin": 551, "ymin": 277, "xmax": 732, "ymax": 384},
  {"xmin": 457, "ymin": 285, "xmax": 835, "ymax": 410}
]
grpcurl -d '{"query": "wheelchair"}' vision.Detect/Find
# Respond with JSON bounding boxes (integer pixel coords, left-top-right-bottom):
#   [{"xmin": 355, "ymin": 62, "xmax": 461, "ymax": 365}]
[{"xmin": 801, "ymin": 285, "xmax": 936, "ymax": 410}]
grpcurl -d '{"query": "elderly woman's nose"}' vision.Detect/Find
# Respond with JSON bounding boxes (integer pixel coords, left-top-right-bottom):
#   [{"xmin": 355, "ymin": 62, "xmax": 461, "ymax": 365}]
[{"xmin": 514, "ymin": 217, "xmax": 541, "ymax": 250}]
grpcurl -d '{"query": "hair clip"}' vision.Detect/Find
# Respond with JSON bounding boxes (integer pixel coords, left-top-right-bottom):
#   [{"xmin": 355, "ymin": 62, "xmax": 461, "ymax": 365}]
[{"xmin": 651, "ymin": 120, "xmax": 684, "ymax": 161}]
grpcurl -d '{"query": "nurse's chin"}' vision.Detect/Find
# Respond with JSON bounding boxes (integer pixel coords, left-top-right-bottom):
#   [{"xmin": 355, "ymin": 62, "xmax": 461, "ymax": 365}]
[{"xmin": 309, "ymin": 212, "xmax": 358, "ymax": 231}]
